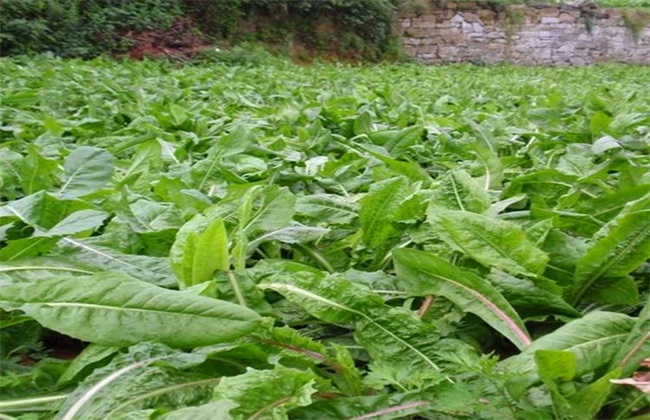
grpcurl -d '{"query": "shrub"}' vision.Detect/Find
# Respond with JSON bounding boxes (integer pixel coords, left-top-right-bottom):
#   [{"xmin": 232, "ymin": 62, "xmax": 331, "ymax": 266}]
[{"xmin": 0, "ymin": 0, "xmax": 184, "ymax": 58}]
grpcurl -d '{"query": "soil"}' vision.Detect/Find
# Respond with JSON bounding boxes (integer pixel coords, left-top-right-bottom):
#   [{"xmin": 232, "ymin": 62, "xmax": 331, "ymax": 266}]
[{"xmin": 122, "ymin": 18, "xmax": 211, "ymax": 61}]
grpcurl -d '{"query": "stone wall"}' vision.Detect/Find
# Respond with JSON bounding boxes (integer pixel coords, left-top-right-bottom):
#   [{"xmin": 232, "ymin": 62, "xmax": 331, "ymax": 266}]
[{"xmin": 397, "ymin": 2, "xmax": 650, "ymax": 65}]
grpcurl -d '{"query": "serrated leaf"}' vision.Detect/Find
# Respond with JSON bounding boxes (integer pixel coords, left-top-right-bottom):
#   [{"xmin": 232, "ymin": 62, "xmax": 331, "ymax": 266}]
[
  {"xmin": 295, "ymin": 194, "xmax": 358, "ymax": 225},
  {"xmin": 0, "ymin": 272, "xmax": 261, "ymax": 348},
  {"xmin": 570, "ymin": 193, "xmax": 650, "ymax": 304},
  {"xmin": 431, "ymin": 210, "xmax": 549, "ymax": 275},
  {"xmin": 501, "ymin": 311, "xmax": 635, "ymax": 396},
  {"xmin": 610, "ymin": 295, "xmax": 650, "ymax": 376},
  {"xmin": 394, "ymin": 248, "xmax": 531, "ymax": 350},
  {"xmin": 213, "ymin": 366, "xmax": 328, "ymax": 419},
  {"xmin": 359, "ymin": 177, "xmax": 417, "ymax": 249},
  {"xmin": 159, "ymin": 400, "xmax": 238, "ymax": 420},
  {"xmin": 429, "ymin": 170, "xmax": 490, "ymax": 214},
  {"xmin": 487, "ymin": 270, "xmax": 579, "ymax": 319},
  {"xmin": 261, "ymin": 272, "xmax": 446, "ymax": 379},
  {"xmin": 289, "ymin": 393, "xmax": 430, "ymax": 420},
  {"xmin": 56, "ymin": 343, "xmax": 214, "ymax": 420}
]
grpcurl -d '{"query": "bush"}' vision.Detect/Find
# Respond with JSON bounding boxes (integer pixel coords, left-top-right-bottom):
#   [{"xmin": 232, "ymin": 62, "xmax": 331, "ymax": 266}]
[
  {"xmin": 184, "ymin": 0, "xmax": 398, "ymax": 59},
  {"xmin": 1, "ymin": 0, "xmax": 404, "ymax": 60},
  {"xmin": 0, "ymin": 0, "xmax": 184, "ymax": 58}
]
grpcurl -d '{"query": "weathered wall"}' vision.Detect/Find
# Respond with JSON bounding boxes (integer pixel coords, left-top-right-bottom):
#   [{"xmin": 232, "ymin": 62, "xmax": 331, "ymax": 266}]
[{"xmin": 397, "ymin": 2, "xmax": 650, "ymax": 65}]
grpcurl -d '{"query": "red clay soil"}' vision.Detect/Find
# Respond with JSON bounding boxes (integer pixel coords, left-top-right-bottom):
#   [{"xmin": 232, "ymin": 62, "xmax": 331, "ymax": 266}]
[{"xmin": 123, "ymin": 18, "xmax": 211, "ymax": 60}]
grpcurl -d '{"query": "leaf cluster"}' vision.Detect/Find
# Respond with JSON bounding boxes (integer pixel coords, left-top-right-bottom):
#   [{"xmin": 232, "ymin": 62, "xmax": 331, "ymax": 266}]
[{"xmin": 0, "ymin": 58, "xmax": 649, "ymax": 418}]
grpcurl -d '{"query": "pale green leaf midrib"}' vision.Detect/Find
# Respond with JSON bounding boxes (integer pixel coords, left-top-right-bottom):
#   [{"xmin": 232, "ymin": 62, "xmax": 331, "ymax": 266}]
[
  {"xmin": 106, "ymin": 377, "xmax": 221, "ymax": 418},
  {"xmin": 12, "ymin": 300, "xmax": 246, "ymax": 320},
  {"xmin": 362, "ymin": 184, "xmax": 402, "ymax": 240},
  {"xmin": 265, "ymin": 283, "xmax": 441, "ymax": 372},
  {"xmin": 406, "ymin": 265, "xmax": 529, "ymax": 347},
  {"xmin": 445, "ymin": 217, "xmax": 537, "ymax": 274},
  {"xmin": 576, "ymin": 220, "xmax": 650, "ymax": 300},
  {"xmin": 60, "ymin": 153, "xmax": 101, "ymax": 194},
  {"xmin": 529, "ymin": 332, "xmax": 629, "ymax": 354}
]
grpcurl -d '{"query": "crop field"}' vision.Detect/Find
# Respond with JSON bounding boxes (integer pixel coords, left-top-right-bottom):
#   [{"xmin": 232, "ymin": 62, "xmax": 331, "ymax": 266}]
[{"xmin": 1, "ymin": 57, "xmax": 649, "ymax": 419}]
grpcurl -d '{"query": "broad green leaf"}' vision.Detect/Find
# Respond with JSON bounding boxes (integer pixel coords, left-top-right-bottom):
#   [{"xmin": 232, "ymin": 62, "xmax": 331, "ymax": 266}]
[
  {"xmin": 54, "ymin": 238, "xmax": 177, "ymax": 287},
  {"xmin": 394, "ymin": 248, "xmax": 531, "ymax": 350},
  {"xmin": 58, "ymin": 344, "xmax": 121, "ymax": 384},
  {"xmin": 0, "ymin": 191, "xmax": 92, "ymax": 229},
  {"xmin": 592, "ymin": 135, "xmax": 620, "ymax": 154},
  {"xmin": 239, "ymin": 185, "xmax": 296, "ymax": 235},
  {"xmin": 190, "ymin": 217, "xmax": 229, "ymax": 288},
  {"xmin": 295, "ymin": 194, "xmax": 358, "ymax": 225},
  {"xmin": 502, "ymin": 169, "xmax": 576, "ymax": 207},
  {"xmin": 487, "ymin": 270, "xmax": 579, "ymax": 319},
  {"xmin": 17, "ymin": 145, "xmax": 60, "ymax": 195},
  {"xmin": 289, "ymin": 393, "xmax": 431, "ymax": 420},
  {"xmin": 359, "ymin": 177, "xmax": 414, "ymax": 248},
  {"xmin": 191, "ymin": 126, "xmax": 251, "ymax": 191},
  {"xmin": 360, "ymin": 145, "xmax": 432, "ymax": 183},
  {"xmin": 534, "ymin": 350, "xmax": 575, "ymax": 416},
  {"xmin": 213, "ymin": 366, "xmax": 329, "ymax": 419},
  {"xmin": 542, "ymin": 229, "xmax": 588, "ymax": 286},
  {"xmin": 565, "ymin": 369, "xmax": 621, "ymax": 420},
  {"xmin": 0, "ymin": 236, "xmax": 60, "ymax": 261},
  {"xmin": 590, "ymin": 111, "xmax": 612, "ymax": 136},
  {"xmin": 569, "ymin": 193, "xmax": 650, "ymax": 304},
  {"xmin": 117, "ymin": 199, "xmax": 183, "ymax": 234},
  {"xmin": 0, "ymin": 272, "xmax": 261, "ymax": 348},
  {"xmin": 576, "ymin": 184, "xmax": 650, "ymax": 223},
  {"xmin": 159, "ymin": 401, "xmax": 238, "ymax": 420},
  {"xmin": 581, "ymin": 275, "xmax": 639, "ymax": 306},
  {"xmin": 610, "ymin": 295, "xmax": 650, "ymax": 376},
  {"xmin": 501, "ymin": 311, "xmax": 635, "ymax": 396},
  {"xmin": 36, "ymin": 210, "xmax": 108, "ymax": 237},
  {"xmin": 59, "ymin": 146, "xmax": 114, "ymax": 198},
  {"xmin": 261, "ymin": 272, "xmax": 446, "ymax": 380},
  {"xmin": 368, "ymin": 126, "xmax": 425, "ymax": 154},
  {"xmin": 428, "ymin": 170, "xmax": 490, "ymax": 214},
  {"xmin": 214, "ymin": 270, "xmax": 271, "ymax": 313},
  {"xmin": 535, "ymin": 350, "xmax": 576, "ymax": 383},
  {"xmin": 431, "ymin": 210, "xmax": 549, "ymax": 276},
  {"xmin": 0, "ymin": 259, "xmax": 94, "ymax": 283},
  {"xmin": 252, "ymin": 324, "xmax": 333, "ymax": 369},
  {"xmin": 246, "ymin": 224, "xmax": 329, "ymax": 251},
  {"xmin": 56, "ymin": 343, "xmax": 214, "ymax": 420}
]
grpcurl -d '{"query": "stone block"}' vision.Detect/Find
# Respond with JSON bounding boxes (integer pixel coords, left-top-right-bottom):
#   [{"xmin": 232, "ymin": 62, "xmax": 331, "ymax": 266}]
[
  {"xmin": 451, "ymin": 13, "xmax": 465, "ymax": 24},
  {"xmin": 541, "ymin": 17, "xmax": 560, "ymax": 24},
  {"xmin": 414, "ymin": 20, "xmax": 440, "ymax": 29},
  {"xmin": 558, "ymin": 13, "xmax": 576, "ymax": 23},
  {"xmin": 464, "ymin": 12, "xmax": 480, "ymax": 23},
  {"xmin": 477, "ymin": 9, "xmax": 497, "ymax": 23},
  {"xmin": 539, "ymin": 7, "xmax": 560, "ymax": 18}
]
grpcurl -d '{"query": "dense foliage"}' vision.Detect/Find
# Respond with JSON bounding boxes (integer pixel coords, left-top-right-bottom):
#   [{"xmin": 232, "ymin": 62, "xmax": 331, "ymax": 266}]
[
  {"xmin": 1, "ymin": 57, "xmax": 649, "ymax": 418},
  {"xmin": 0, "ymin": 0, "xmax": 399, "ymax": 59},
  {"xmin": 0, "ymin": 0, "xmax": 184, "ymax": 58}
]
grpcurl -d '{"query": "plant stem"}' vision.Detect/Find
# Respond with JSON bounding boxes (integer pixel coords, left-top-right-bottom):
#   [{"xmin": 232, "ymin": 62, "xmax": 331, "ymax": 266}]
[
  {"xmin": 0, "ymin": 395, "xmax": 68, "ymax": 410},
  {"xmin": 295, "ymin": 244, "xmax": 335, "ymax": 273},
  {"xmin": 228, "ymin": 270, "xmax": 247, "ymax": 308},
  {"xmin": 417, "ymin": 295, "xmax": 435, "ymax": 318}
]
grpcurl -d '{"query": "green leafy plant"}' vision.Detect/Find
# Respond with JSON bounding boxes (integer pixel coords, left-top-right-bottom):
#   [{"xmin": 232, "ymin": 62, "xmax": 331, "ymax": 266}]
[{"xmin": 1, "ymin": 57, "xmax": 649, "ymax": 418}]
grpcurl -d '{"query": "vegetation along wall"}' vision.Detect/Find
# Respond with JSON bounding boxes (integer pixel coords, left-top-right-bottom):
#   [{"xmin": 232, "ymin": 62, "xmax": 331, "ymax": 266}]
[{"xmin": 397, "ymin": 2, "xmax": 650, "ymax": 65}]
